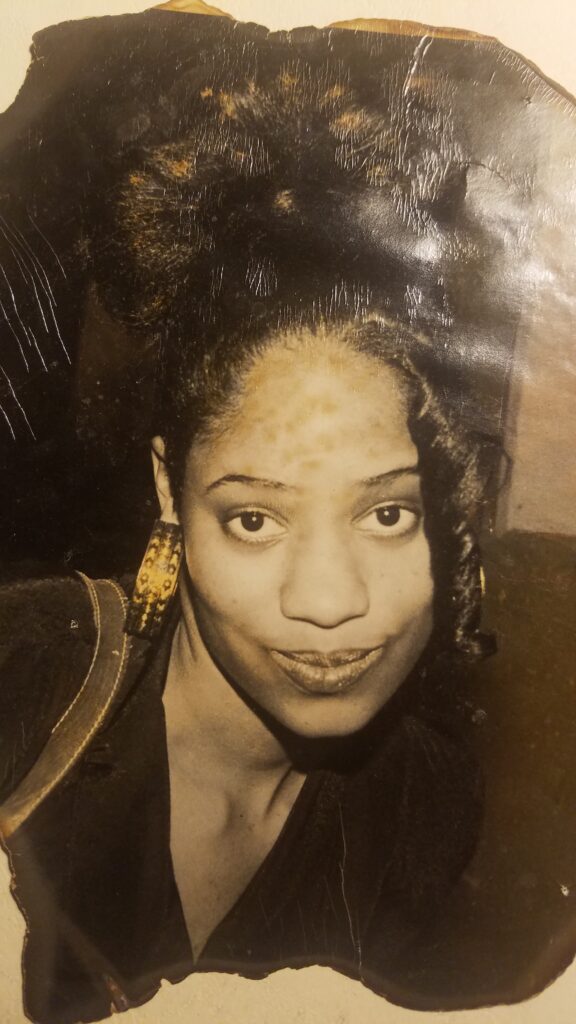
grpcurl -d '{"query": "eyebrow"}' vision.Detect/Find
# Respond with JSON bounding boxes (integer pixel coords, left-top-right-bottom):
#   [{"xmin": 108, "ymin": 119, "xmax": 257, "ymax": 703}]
[
  {"xmin": 205, "ymin": 474, "xmax": 291, "ymax": 494},
  {"xmin": 360, "ymin": 466, "xmax": 420, "ymax": 487},
  {"xmin": 205, "ymin": 466, "xmax": 419, "ymax": 494}
]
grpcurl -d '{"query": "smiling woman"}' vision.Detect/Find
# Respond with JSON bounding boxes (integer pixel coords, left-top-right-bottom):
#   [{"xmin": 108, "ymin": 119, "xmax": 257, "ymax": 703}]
[
  {"xmin": 0, "ymin": 307, "xmax": 487, "ymax": 1019},
  {"xmin": 2, "ymin": 6, "xmax": 565, "ymax": 1024},
  {"xmin": 159, "ymin": 327, "xmax": 453, "ymax": 742},
  {"xmin": 158, "ymin": 327, "xmax": 443, "ymax": 961}
]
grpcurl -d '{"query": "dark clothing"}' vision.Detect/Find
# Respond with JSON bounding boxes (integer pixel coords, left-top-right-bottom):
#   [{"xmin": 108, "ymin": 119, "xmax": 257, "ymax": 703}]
[{"xmin": 0, "ymin": 572, "xmax": 480, "ymax": 1024}]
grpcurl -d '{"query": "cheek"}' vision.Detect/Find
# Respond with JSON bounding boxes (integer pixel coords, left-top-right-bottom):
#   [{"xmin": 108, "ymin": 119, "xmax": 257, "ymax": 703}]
[
  {"xmin": 371, "ymin": 536, "xmax": 434, "ymax": 621},
  {"xmin": 182, "ymin": 518, "xmax": 277, "ymax": 626}
]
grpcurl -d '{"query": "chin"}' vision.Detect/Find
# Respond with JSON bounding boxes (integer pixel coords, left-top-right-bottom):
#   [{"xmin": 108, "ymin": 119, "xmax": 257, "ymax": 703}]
[{"xmin": 277, "ymin": 693, "xmax": 394, "ymax": 740}]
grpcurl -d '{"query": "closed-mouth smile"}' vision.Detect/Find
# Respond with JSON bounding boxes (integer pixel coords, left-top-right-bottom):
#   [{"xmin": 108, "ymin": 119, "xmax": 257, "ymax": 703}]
[{"xmin": 269, "ymin": 646, "xmax": 384, "ymax": 695}]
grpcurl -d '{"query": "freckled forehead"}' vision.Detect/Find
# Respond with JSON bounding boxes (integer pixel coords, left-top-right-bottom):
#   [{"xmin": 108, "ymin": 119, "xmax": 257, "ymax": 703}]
[
  {"xmin": 246, "ymin": 331, "xmax": 374, "ymax": 388},
  {"xmin": 190, "ymin": 331, "xmax": 416, "ymax": 482},
  {"xmin": 242, "ymin": 333, "xmax": 406, "ymax": 417}
]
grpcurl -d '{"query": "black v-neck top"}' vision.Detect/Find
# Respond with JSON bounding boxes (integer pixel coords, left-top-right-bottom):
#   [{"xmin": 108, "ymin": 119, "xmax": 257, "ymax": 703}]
[{"xmin": 2, "ymin": 575, "xmax": 481, "ymax": 1024}]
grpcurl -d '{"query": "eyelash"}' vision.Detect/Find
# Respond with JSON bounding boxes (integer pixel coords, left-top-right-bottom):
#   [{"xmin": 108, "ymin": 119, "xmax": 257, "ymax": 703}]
[
  {"xmin": 356, "ymin": 503, "xmax": 421, "ymax": 537},
  {"xmin": 222, "ymin": 503, "xmax": 421, "ymax": 545}
]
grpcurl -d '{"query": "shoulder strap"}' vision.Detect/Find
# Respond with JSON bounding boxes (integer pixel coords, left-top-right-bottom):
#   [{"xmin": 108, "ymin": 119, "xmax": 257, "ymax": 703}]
[{"xmin": 0, "ymin": 575, "xmax": 131, "ymax": 841}]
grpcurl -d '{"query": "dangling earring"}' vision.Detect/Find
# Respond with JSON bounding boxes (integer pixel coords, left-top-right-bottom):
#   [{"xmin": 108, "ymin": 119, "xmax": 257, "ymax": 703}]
[
  {"xmin": 479, "ymin": 563, "xmax": 486, "ymax": 599},
  {"xmin": 125, "ymin": 519, "xmax": 184, "ymax": 638}
]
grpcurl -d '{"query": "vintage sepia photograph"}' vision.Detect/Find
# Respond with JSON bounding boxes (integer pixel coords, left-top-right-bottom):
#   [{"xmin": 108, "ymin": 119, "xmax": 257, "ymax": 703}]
[{"xmin": 1, "ymin": 2, "xmax": 575, "ymax": 1023}]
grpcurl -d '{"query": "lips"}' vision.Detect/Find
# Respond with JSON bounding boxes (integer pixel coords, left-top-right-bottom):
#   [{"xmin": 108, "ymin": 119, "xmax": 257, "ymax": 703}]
[{"xmin": 269, "ymin": 646, "xmax": 384, "ymax": 695}]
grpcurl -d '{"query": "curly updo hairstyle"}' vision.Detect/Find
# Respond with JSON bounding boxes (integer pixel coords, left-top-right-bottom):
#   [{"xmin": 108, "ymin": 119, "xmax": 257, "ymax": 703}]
[{"xmin": 89, "ymin": 19, "xmax": 498, "ymax": 662}]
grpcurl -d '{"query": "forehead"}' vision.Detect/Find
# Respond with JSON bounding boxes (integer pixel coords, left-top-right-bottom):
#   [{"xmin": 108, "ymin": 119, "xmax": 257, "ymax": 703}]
[{"xmin": 189, "ymin": 331, "xmax": 416, "ymax": 483}]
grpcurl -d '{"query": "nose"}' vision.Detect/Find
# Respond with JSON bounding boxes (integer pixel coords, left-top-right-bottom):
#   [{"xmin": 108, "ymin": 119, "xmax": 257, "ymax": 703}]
[{"xmin": 280, "ymin": 531, "xmax": 369, "ymax": 628}]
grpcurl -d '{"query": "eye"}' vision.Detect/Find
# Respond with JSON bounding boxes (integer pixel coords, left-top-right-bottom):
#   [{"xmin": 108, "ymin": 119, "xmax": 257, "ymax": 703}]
[
  {"xmin": 357, "ymin": 503, "xmax": 420, "ymax": 538},
  {"xmin": 224, "ymin": 509, "xmax": 286, "ymax": 544}
]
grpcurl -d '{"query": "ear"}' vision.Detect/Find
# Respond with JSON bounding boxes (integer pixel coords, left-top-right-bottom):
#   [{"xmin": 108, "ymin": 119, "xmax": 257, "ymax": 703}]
[{"xmin": 151, "ymin": 437, "xmax": 180, "ymax": 525}]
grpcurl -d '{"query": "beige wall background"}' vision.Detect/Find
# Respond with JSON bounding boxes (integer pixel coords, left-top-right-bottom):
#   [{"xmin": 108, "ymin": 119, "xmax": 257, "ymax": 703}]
[{"xmin": 1, "ymin": 2, "xmax": 576, "ymax": 1022}]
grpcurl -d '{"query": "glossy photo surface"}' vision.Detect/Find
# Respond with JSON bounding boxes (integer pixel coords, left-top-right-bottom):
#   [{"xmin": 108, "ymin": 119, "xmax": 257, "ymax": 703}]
[{"xmin": 1, "ymin": 4, "xmax": 575, "ymax": 1024}]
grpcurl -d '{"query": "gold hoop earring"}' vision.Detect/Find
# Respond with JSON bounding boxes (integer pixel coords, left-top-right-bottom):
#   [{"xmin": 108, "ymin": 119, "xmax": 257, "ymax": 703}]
[{"xmin": 125, "ymin": 519, "xmax": 183, "ymax": 638}]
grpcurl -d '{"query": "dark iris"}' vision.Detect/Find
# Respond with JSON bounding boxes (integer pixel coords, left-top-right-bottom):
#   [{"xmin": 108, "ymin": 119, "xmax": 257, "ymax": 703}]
[
  {"xmin": 241, "ymin": 511, "xmax": 265, "ymax": 532},
  {"xmin": 376, "ymin": 506, "xmax": 401, "ymax": 526}
]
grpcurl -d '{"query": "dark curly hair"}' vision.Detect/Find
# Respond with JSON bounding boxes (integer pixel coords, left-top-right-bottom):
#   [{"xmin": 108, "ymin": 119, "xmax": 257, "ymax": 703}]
[{"xmin": 87, "ymin": 24, "xmax": 498, "ymax": 661}]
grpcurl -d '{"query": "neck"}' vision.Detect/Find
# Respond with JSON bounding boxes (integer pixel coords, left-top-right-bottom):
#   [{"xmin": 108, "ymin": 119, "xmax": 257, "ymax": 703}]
[{"xmin": 163, "ymin": 593, "xmax": 293, "ymax": 786}]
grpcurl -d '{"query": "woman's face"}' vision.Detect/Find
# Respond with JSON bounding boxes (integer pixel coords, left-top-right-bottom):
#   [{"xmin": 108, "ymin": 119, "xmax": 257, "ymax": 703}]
[{"xmin": 174, "ymin": 332, "xmax": 434, "ymax": 737}]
